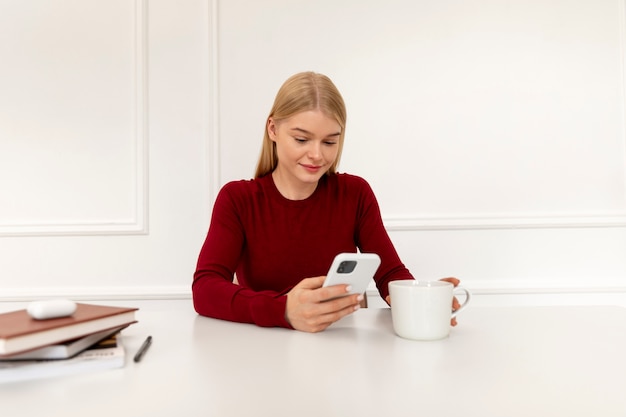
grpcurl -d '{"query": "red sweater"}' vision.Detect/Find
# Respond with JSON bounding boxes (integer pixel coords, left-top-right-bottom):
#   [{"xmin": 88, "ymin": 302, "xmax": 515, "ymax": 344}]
[{"xmin": 192, "ymin": 173, "xmax": 414, "ymax": 328}]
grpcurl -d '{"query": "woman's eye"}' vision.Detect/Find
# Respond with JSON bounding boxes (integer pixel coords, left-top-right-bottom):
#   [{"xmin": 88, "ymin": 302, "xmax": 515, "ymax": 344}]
[
  {"xmin": 294, "ymin": 137, "xmax": 307, "ymax": 143},
  {"xmin": 323, "ymin": 141, "xmax": 338, "ymax": 146}
]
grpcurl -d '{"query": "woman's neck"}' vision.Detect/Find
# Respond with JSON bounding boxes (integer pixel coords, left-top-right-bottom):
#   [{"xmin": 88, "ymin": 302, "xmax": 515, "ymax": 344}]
[{"xmin": 271, "ymin": 169, "xmax": 318, "ymax": 200}]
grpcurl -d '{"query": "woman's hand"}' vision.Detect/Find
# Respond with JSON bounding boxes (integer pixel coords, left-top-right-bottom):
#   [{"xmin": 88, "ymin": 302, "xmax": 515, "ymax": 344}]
[
  {"xmin": 385, "ymin": 277, "xmax": 462, "ymax": 326},
  {"xmin": 285, "ymin": 276, "xmax": 363, "ymax": 333},
  {"xmin": 440, "ymin": 277, "xmax": 461, "ymax": 326}
]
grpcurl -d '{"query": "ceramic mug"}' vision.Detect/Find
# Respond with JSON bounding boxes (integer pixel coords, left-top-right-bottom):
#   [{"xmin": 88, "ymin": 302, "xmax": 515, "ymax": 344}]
[{"xmin": 388, "ymin": 280, "xmax": 471, "ymax": 341}]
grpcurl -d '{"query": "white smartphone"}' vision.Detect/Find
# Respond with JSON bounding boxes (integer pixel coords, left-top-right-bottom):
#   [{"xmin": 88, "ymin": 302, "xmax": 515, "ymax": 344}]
[{"xmin": 322, "ymin": 252, "xmax": 381, "ymax": 296}]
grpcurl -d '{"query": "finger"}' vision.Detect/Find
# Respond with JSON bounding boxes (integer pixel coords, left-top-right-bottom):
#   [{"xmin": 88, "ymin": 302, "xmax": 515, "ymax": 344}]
[
  {"xmin": 452, "ymin": 296, "xmax": 461, "ymax": 311},
  {"xmin": 318, "ymin": 300, "xmax": 361, "ymax": 325},
  {"xmin": 295, "ymin": 276, "xmax": 326, "ymax": 290},
  {"xmin": 451, "ymin": 295, "xmax": 460, "ymax": 327},
  {"xmin": 385, "ymin": 295, "xmax": 391, "ymax": 306},
  {"xmin": 302, "ymin": 296, "xmax": 362, "ymax": 332},
  {"xmin": 440, "ymin": 277, "xmax": 460, "ymax": 287},
  {"xmin": 316, "ymin": 283, "xmax": 355, "ymax": 303},
  {"xmin": 296, "ymin": 276, "xmax": 354, "ymax": 303},
  {"xmin": 320, "ymin": 292, "xmax": 362, "ymax": 312}
]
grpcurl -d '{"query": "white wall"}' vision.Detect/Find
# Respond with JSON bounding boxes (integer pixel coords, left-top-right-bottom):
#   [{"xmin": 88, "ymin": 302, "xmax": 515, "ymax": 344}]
[
  {"xmin": 1, "ymin": 0, "xmax": 625, "ymax": 307},
  {"xmin": 0, "ymin": 0, "xmax": 210, "ymax": 299}
]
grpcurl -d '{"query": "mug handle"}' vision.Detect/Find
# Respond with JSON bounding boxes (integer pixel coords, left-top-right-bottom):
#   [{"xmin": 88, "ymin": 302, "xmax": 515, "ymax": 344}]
[{"xmin": 451, "ymin": 286, "xmax": 471, "ymax": 318}]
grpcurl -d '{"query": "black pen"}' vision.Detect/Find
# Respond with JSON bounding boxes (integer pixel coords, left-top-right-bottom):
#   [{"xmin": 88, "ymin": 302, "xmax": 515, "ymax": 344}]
[{"xmin": 133, "ymin": 335, "xmax": 152, "ymax": 363}]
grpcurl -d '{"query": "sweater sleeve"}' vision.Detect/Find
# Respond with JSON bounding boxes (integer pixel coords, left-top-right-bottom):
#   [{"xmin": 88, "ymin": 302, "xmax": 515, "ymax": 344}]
[
  {"xmin": 353, "ymin": 177, "xmax": 414, "ymax": 299},
  {"xmin": 192, "ymin": 183, "xmax": 292, "ymax": 328}
]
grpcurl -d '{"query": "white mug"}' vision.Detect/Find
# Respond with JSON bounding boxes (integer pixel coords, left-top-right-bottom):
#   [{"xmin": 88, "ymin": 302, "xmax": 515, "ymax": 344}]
[{"xmin": 388, "ymin": 280, "xmax": 471, "ymax": 341}]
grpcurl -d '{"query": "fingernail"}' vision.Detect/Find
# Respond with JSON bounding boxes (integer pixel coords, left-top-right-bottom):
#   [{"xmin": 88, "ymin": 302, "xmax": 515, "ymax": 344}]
[
  {"xmin": 357, "ymin": 294, "xmax": 364, "ymax": 301},
  {"xmin": 354, "ymin": 304, "xmax": 360, "ymax": 311},
  {"xmin": 345, "ymin": 285, "xmax": 352, "ymax": 293}
]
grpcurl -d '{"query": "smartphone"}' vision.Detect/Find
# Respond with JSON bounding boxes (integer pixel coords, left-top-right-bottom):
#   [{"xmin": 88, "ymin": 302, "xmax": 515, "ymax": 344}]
[{"xmin": 322, "ymin": 253, "xmax": 381, "ymax": 296}]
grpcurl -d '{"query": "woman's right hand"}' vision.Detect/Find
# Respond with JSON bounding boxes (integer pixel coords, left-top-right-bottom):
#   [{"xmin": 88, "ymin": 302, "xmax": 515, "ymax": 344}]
[{"xmin": 285, "ymin": 276, "xmax": 363, "ymax": 333}]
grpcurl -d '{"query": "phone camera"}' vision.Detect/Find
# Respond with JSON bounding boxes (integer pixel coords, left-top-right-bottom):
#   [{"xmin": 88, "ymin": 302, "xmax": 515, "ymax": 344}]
[{"xmin": 337, "ymin": 260, "xmax": 357, "ymax": 274}]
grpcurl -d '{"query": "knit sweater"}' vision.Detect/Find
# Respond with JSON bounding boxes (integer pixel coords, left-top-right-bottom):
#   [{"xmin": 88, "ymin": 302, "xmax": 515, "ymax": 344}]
[{"xmin": 192, "ymin": 173, "xmax": 413, "ymax": 328}]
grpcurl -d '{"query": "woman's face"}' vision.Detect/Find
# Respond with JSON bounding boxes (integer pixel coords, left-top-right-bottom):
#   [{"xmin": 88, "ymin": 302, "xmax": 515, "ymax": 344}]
[{"xmin": 268, "ymin": 110, "xmax": 341, "ymax": 197}]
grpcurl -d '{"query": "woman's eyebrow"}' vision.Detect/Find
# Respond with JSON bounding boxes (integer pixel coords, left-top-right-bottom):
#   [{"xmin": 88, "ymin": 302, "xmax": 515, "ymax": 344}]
[{"xmin": 290, "ymin": 127, "xmax": 341, "ymax": 138}]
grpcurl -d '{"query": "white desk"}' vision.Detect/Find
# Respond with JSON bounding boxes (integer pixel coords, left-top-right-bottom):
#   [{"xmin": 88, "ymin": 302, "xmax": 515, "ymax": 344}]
[{"xmin": 1, "ymin": 300, "xmax": 626, "ymax": 417}]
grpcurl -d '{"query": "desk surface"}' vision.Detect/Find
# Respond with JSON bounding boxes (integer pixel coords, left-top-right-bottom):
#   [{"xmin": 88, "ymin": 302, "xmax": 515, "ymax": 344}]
[{"xmin": 1, "ymin": 300, "xmax": 626, "ymax": 417}]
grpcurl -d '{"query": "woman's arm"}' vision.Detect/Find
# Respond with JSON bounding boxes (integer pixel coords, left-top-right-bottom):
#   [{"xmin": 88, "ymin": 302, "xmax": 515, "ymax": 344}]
[
  {"xmin": 192, "ymin": 184, "xmax": 291, "ymax": 328},
  {"xmin": 353, "ymin": 177, "xmax": 414, "ymax": 299}
]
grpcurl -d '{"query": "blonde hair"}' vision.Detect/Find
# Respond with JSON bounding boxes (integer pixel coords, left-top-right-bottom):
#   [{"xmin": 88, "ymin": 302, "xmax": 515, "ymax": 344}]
[{"xmin": 254, "ymin": 72, "xmax": 347, "ymax": 178}]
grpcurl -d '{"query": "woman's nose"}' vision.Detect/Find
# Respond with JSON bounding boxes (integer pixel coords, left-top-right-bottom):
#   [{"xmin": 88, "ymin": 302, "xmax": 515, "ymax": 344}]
[{"xmin": 308, "ymin": 142, "xmax": 322, "ymax": 159}]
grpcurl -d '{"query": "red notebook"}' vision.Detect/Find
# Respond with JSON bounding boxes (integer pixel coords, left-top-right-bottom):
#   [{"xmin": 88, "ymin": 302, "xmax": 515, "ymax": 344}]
[{"xmin": 0, "ymin": 303, "xmax": 138, "ymax": 357}]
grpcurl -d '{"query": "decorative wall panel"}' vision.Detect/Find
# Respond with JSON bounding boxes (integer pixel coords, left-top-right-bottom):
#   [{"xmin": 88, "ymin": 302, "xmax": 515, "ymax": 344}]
[{"xmin": 0, "ymin": 0, "xmax": 147, "ymax": 236}]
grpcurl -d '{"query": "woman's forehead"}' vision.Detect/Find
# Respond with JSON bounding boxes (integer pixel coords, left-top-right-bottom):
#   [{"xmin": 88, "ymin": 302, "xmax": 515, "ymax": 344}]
[{"xmin": 279, "ymin": 110, "xmax": 342, "ymax": 134}]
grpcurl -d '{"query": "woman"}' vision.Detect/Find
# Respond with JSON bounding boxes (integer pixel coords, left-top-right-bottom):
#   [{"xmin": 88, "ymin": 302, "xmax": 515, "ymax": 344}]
[{"xmin": 193, "ymin": 71, "xmax": 459, "ymax": 332}]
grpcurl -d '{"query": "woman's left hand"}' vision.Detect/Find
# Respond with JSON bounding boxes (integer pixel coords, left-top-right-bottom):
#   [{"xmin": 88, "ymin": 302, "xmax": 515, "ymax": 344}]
[
  {"xmin": 385, "ymin": 277, "xmax": 462, "ymax": 326},
  {"xmin": 439, "ymin": 277, "xmax": 461, "ymax": 326}
]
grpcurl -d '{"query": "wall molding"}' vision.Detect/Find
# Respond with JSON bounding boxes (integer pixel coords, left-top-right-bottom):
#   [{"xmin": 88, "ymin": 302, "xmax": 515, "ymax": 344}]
[
  {"xmin": 384, "ymin": 1, "xmax": 626, "ymax": 231},
  {"xmin": 366, "ymin": 280, "xmax": 626, "ymax": 295},
  {"xmin": 0, "ymin": 0, "xmax": 149, "ymax": 237},
  {"xmin": 0, "ymin": 285, "xmax": 192, "ymax": 302},
  {"xmin": 2, "ymin": 282, "xmax": 625, "ymax": 305},
  {"xmin": 207, "ymin": 0, "xmax": 222, "ymax": 209},
  {"xmin": 383, "ymin": 211, "xmax": 626, "ymax": 231},
  {"xmin": 365, "ymin": 280, "xmax": 626, "ymax": 308},
  {"xmin": 207, "ymin": 0, "xmax": 626, "ymax": 232}
]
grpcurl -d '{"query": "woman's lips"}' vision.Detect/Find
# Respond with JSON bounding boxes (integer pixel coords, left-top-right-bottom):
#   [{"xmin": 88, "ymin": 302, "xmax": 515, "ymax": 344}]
[{"xmin": 301, "ymin": 164, "xmax": 322, "ymax": 173}]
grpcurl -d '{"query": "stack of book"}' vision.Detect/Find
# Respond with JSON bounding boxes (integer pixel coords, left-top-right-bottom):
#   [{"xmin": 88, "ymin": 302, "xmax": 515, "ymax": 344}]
[{"xmin": 0, "ymin": 303, "xmax": 138, "ymax": 383}]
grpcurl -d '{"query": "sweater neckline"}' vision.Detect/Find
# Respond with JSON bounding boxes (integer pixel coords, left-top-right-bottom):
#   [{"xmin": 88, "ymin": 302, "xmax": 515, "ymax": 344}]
[{"xmin": 263, "ymin": 174, "xmax": 326, "ymax": 206}]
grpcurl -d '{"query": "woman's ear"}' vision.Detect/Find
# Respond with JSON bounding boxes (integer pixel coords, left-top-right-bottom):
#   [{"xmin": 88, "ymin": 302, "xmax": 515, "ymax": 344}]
[{"xmin": 267, "ymin": 117, "xmax": 277, "ymax": 141}]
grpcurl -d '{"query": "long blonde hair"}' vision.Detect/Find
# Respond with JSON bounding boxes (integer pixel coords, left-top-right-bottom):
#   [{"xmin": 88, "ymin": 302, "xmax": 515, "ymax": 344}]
[{"xmin": 254, "ymin": 72, "xmax": 347, "ymax": 178}]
